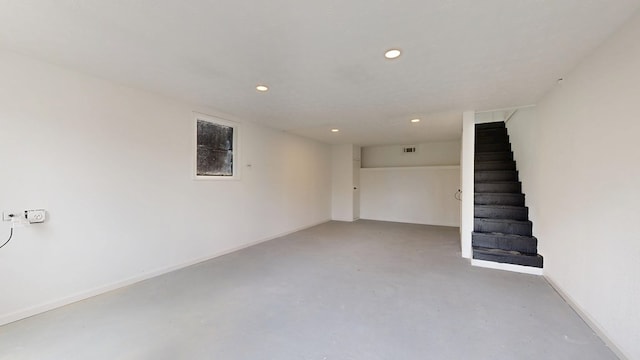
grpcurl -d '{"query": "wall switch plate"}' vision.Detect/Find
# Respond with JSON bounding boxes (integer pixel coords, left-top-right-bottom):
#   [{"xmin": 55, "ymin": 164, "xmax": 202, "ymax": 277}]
[{"xmin": 26, "ymin": 209, "xmax": 46, "ymax": 223}]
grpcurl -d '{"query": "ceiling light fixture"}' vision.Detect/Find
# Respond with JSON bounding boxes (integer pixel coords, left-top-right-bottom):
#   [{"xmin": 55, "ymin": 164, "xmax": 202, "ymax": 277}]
[
  {"xmin": 256, "ymin": 85, "xmax": 269, "ymax": 92},
  {"xmin": 410, "ymin": 118, "xmax": 421, "ymax": 123},
  {"xmin": 331, "ymin": 128, "xmax": 340, "ymax": 133},
  {"xmin": 384, "ymin": 49, "xmax": 402, "ymax": 59}
]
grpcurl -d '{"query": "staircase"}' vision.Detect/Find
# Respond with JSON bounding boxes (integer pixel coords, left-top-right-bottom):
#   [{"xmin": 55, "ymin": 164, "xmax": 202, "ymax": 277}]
[{"xmin": 473, "ymin": 122, "xmax": 543, "ymax": 268}]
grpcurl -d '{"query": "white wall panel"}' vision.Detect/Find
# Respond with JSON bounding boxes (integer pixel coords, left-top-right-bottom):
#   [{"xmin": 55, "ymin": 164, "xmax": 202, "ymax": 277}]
[{"xmin": 360, "ymin": 166, "xmax": 460, "ymax": 227}]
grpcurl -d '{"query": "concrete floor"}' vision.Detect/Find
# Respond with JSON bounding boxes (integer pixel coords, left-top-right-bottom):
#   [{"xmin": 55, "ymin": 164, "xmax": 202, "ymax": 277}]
[{"xmin": 0, "ymin": 220, "xmax": 617, "ymax": 360}]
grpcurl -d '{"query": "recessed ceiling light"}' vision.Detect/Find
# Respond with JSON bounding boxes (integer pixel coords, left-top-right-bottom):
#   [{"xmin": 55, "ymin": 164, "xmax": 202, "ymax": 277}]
[
  {"xmin": 331, "ymin": 128, "xmax": 340, "ymax": 133},
  {"xmin": 256, "ymin": 85, "xmax": 269, "ymax": 92},
  {"xmin": 384, "ymin": 49, "xmax": 402, "ymax": 59},
  {"xmin": 410, "ymin": 118, "xmax": 421, "ymax": 123}
]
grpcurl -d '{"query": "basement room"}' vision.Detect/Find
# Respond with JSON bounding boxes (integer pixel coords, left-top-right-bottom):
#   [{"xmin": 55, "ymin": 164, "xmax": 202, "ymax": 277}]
[{"xmin": 1, "ymin": 1, "xmax": 639, "ymax": 359}]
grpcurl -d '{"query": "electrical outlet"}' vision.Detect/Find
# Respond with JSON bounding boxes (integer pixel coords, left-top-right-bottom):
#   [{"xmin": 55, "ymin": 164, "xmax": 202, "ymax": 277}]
[{"xmin": 26, "ymin": 209, "xmax": 46, "ymax": 223}]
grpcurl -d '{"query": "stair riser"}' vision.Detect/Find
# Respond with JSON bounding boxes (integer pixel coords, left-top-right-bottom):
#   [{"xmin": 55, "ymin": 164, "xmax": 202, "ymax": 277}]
[
  {"xmin": 473, "ymin": 249, "xmax": 543, "ymax": 268},
  {"xmin": 474, "ymin": 162, "xmax": 516, "ymax": 171},
  {"xmin": 476, "ymin": 129, "xmax": 508, "ymax": 137},
  {"xmin": 475, "ymin": 171, "xmax": 518, "ymax": 182},
  {"xmin": 472, "ymin": 233, "xmax": 537, "ymax": 254},
  {"xmin": 475, "ymin": 206, "xmax": 528, "ymax": 220},
  {"xmin": 476, "ymin": 135, "xmax": 510, "ymax": 144},
  {"xmin": 475, "ymin": 122, "xmax": 505, "ymax": 130},
  {"xmin": 475, "ymin": 193, "xmax": 524, "ymax": 206},
  {"xmin": 476, "ymin": 143, "xmax": 511, "ymax": 152},
  {"xmin": 475, "ymin": 152, "xmax": 513, "ymax": 162},
  {"xmin": 475, "ymin": 182, "xmax": 521, "ymax": 193},
  {"xmin": 475, "ymin": 127, "xmax": 507, "ymax": 136},
  {"xmin": 474, "ymin": 219, "xmax": 532, "ymax": 236}
]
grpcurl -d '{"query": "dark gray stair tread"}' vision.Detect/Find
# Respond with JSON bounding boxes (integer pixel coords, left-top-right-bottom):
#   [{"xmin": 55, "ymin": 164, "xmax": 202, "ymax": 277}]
[
  {"xmin": 472, "ymin": 232, "xmax": 537, "ymax": 255},
  {"xmin": 474, "ymin": 192, "xmax": 524, "ymax": 198},
  {"xmin": 474, "ymin": 192, "xmax": 524, "ymax": 197},
  {"xmin": 475, "ymin": 170, "xmax": 518, "ymax": 176},
  {"xmin": 475, "ymin": 181, "xmax": 522, "ymax": 193},
  {"xmin": 475, "ymin": 128, "xmax": 508, "ymax": 137},
  {"xmin": 476, "ymin": 135, "xmax": 509, "ymax": 142},
  {"xmin": 474, "ymin": 204, "xmax": 528, "ymax": 220},
  {"xmin": 475, "ymin": 137, "xmax": 510, "ymax": 145},
  {"xmin": 476, "ymin": 142, "xmax": 510, "ymax": 148},
  {"xmin": 475, "ymin": 204, "xmax": 528, "ymax": 211},
  {"xmin": 476, "ymin": 131, "xmax": 509, "ymax": 138},
  {"xmin": 474, "ymin": 192, "xmax": 525, "ymax": 206},
  {"xmin": 473, "ymin": 247, "xmax": 543, "ymax": 268},
  {"xmin": 475, "ymin": 180, "xmax": 520, "ymax": 184},
  {"xmin": 475, "ymin": 218, "xmax": 531, "ymax": 225},
  {"xmin": 475, "ymin": 122, "xmax": 505, "ymax": 129},
  {"xmin": 475, "ymin": 204, "xmax": 527, "ymax": 209},
  {"xmin": 476, "ymin": 143, "xmax": 511, "ymax": 152},
  {"xmin": 474, "ymin": 160, "xmax": 516, "ymax": 170},
  {"xmin": 475, "ymin": 151, "xmax": 513, "ymax": 161},
  {"xmin": 476, "ymin": 131, "xmax": 508, "ymax": 139},
  {"xmin": 474, "ymin": 218, "xmax": 532, "ymax": 236},
  {"xmin": 476, "ymin": 129, "xmax": 508, "ymax": 136},
  {"xmin": 476, "ymin": 124, "xmax": 506, "ymax": 129},
  {"xmin": 475, "ymin": 170, "xmax": 518, "ymax": 181},
  {"xmin": 474, "ymin": 159, "xmax": 515, "ymax": 165}
]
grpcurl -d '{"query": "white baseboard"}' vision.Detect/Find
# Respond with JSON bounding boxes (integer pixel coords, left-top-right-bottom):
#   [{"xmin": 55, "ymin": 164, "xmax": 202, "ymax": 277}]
[
  {"xmin": 544, "ymin": 276, "xmax": 629, "ymax": 360},
  {"xmin": 358, "ymin": 217, "xmax": 460, "ymax": 228},
  {"xmin": 471, "ymin": 259, "xmax": 544, "ymax": 275},
  {"xmin": 0, "ymin": 219, "xmax": 330, "ymax": 326}
]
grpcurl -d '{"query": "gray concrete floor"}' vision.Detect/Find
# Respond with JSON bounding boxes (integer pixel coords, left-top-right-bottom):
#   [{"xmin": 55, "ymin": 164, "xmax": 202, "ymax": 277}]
[{"xmin": 0, "ymin": 220, "xmax": 617, "ymax": 359}]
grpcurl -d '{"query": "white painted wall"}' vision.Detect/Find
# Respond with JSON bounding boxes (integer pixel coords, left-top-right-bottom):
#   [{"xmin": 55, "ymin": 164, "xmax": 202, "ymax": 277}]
[
  {"xmin": 459, "ymin": 111, "xmax": 475, "ymax": 258},
  {"xmin": 360, "ymin": 140, "xmax": 461, "ymax": 228},
  {"xmin": 506, "ymin": 12, "xmax": 640, "ymax": 359},
  {"xmin": 361, "ymin": 141, "xmax": 460, "ymax": 168},
  {"xmin": 360, "ymin": 166, "xmax": 460, "ymax": 227},
  {"xmin": 0, "ymin": 50, "xmax": 332, "ymax": 325},
  {"xmin": 352, "ymin": 158, "xmax": 361, "ymax": 220},
  {"xmin": 352, "ymin": 145, "xmax": 361, "ymax": 221},
  {"xmin": 331, "ymin": 144, "xmax": 360, "ymax": 222},
  {"xmin": 504, "ymin": 107, "xmax": 538, "ymax": 228},
  {"xmin": 331, "ymin": 144, "xmax": 353, "ymax": 221}
]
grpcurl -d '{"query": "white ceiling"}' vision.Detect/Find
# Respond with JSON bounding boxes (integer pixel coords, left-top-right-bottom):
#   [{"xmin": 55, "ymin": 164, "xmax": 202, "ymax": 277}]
[{"xmin": 1, "ymin": 0, "xmax": 639, "ymax": 146}]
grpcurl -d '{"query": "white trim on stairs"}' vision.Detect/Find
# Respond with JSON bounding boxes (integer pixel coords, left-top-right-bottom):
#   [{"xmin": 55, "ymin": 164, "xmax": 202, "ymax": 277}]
[{"xmin": 471, "ymin": 259, "xmax": 544, "ymax": 275}]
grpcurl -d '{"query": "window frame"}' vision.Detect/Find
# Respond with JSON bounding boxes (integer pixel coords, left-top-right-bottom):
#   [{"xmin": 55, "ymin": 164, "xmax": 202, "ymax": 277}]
[{"xmin": 193, "ymin": 112, "xmax": 240, "ymax": 181}]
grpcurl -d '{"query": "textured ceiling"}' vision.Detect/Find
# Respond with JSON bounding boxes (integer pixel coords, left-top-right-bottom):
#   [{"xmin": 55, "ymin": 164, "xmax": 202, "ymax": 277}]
[{"xmin": 1, "ymin": 0, "xmax": 639, "ymax": 145}]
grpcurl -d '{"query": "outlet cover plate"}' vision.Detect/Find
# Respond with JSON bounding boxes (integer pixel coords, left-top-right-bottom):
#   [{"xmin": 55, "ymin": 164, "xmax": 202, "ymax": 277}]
[{"xmin": 26, "ymin": 209, "xmax": 46, "ymax": 223}]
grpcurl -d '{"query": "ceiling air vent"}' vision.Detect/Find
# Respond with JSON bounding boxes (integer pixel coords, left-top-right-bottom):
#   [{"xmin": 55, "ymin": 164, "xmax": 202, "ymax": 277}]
[{"xmin": 402, "ymin": 146, "xmax": 417, "ymax": 154}]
